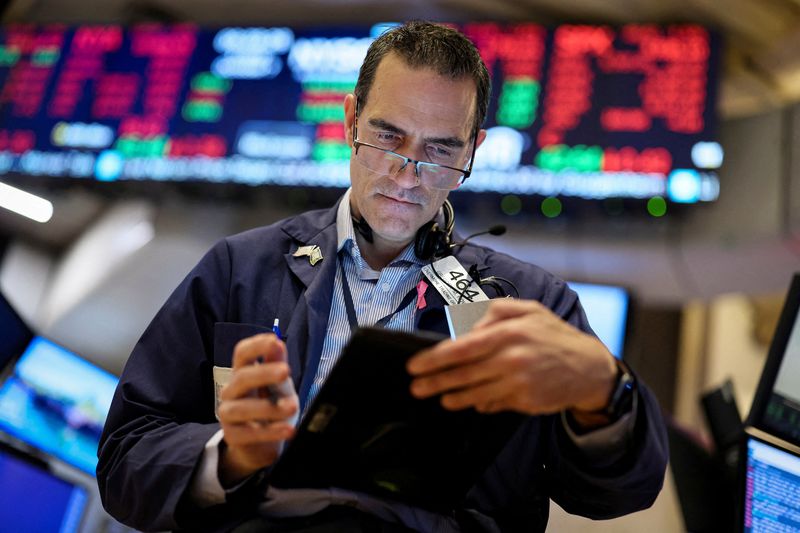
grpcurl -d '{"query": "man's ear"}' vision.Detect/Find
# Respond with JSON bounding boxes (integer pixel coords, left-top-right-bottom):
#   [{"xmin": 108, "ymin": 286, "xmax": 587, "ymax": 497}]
[
  {"xmin": 343, "ymin": 94, "xmax": 356, "ymax": 147},
  {"xmin": 475, "ymin": 128, "xmax": 488, "ymax": 151}
]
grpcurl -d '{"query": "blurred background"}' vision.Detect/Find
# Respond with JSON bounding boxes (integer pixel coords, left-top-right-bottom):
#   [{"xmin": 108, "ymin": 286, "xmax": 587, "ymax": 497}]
[{"xmin": 0, "ymin": 0, "xmax": 799, "ymax": 531}]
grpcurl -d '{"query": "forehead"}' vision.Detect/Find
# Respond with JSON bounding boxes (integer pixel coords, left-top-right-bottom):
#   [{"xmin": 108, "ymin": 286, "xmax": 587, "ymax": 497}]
[{"xmin": 361, "ymin": 53, "xmax": 477, "ymax": 138}]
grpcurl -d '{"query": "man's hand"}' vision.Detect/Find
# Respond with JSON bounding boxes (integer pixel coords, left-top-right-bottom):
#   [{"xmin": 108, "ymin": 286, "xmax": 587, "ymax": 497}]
[
  {"xmin": 217, "ymin": 333, "xmax": 299, "ymax": 487},
  {"xmin": 407, "ymin": 299, "xmax": 617, "ymax": 419}
]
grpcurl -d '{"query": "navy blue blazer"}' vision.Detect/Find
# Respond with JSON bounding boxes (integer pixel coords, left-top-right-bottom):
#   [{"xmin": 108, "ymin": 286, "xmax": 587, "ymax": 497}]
[{"xmin": 97, "ymin": 201, "xmax": 668, "ymax": 532}]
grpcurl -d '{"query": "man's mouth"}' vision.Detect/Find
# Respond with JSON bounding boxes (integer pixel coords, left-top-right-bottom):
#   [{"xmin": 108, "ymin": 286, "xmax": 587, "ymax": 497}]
[{"xmin": 379, "ymin": 193, "xmax": 419, "ymax": 206}]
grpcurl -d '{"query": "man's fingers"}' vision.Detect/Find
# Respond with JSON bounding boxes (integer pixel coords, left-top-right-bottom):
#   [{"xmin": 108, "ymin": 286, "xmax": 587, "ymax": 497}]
[
  {"xmin": 412, "ymin": 347, "xmax": 534, "ymax": 407},
  {"xmin": 222, "ymin": 421, "xmax": 295, "ymax": 446},
  {"xmin": 410, "ymin": 354, "xmax": 507, "ymax": 399},
  {"xmin": 220, "ymin": 363, "xmax": 290, "ymax": 400},
  {"xmin": 476, "ymin": 397, "xmax": 515, "ymax": 414},
  {"xmin": 406, "ymin": 322, "xmax": 514, "ymax": 375},
  {"xmin": 440, "ymin": 376, "xmax": 518, "ymax": 411},
  {"xmin": 232, "ymin": 333, "xmax": 286, "ymax": 369},
  {"xmin": 473, "ymin": 299, "xmax": 547, "ymax": 329},
  {"xmin": 407, "ymin": 337, "xmax": 489, "ymax": 376},
  {"xmin": 407, "ymin": 313, "xmax": 539, "ymax": 376},
  {"xmin": 218, "ymin": 396, "xmax": 298, "ymax": 424}
]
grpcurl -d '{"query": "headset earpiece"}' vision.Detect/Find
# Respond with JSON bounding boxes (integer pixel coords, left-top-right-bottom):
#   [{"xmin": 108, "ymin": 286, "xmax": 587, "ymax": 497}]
[
  {"xmin": 414, "ymin": 220, "xmax": 441, "ymax": 260},
  {"xmin": 414, "ymin": 200, "xmax": 454, "ymax": 260}
]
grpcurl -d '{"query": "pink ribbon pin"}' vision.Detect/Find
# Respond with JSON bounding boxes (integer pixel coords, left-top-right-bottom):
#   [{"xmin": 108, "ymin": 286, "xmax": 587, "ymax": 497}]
[{"xmin": 416, "ymin": 279, "xmax": 429, "ymax": 310}]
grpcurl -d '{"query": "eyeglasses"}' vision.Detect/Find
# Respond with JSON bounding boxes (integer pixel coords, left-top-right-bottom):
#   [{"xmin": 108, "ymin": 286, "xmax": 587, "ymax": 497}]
[{"xmin": 352, "ymin": 100, "xmax": 477, "ymax": 191}]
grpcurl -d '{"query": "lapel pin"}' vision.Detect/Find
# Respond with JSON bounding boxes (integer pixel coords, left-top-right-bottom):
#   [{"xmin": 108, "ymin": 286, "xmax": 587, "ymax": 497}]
[{"xmin": 293, "ymin": 245, "xmax": 323, "ymax": 266}]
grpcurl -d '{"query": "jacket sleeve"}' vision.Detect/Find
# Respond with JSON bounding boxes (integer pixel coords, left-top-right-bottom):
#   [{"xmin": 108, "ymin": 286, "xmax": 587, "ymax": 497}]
[
  {"xmin": 547, "ymin": 277, "xmax": 669, "ymax": 519},
  {"xmin": 96, "ymin": 239, "xmax": 258, "ymax": 532},
  {"xmin": 547, "ymin": 379, "xmax": 668, "ymax": 519}
]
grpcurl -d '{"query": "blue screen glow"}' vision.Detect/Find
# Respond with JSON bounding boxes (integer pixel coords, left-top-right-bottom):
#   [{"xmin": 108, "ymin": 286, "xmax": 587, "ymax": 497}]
[
  {"xmin": 0, "ymin": 337, "xmax": 118, "ymax": 474},
  {"xmin": 569, "ymin": 281, "xmax": 629, "ymax": 359},
  {"xmin": 0, "ymin": 446, "xmax": 87, "ymax": 532}
]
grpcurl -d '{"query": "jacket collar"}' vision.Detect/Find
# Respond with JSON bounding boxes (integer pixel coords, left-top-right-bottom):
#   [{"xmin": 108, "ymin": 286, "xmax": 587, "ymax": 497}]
[{"xmin": 281, "ymin": 198, "xmax": 341, "ymax": 290}]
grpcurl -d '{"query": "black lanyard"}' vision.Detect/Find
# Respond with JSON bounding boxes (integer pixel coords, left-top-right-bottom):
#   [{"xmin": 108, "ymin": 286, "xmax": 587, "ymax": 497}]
[{"xmin": 338, "ymin": 257, "xmax": 418, "ymax": 333}]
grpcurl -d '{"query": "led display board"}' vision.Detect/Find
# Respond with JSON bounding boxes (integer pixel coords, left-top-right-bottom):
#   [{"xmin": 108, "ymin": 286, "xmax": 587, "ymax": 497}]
[{"xmin": 0, "ymin": 23, "xmax": 722, "ymax": 202}]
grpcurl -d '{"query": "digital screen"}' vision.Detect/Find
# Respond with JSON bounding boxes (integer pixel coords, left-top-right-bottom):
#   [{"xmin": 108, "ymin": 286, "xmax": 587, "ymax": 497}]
[
  {"xmin": 0, "ymin": 23, "xmax": 721, "ymax": 203},
  {"xmin": 0, "ymin": 445, "xmax": 87, "ymax": 533},
  {"xmin": 743, "ymin": 438, "xmax": 800, "ymax": 532},
  {"xmin": 569, "ymin": 281, "xmax": 629, "ymax": 359},
  {"xmin": 763, "ymin": 303, "xmax": 800, "ymax": 443},
  {"xmin": 0, "ymin": 336, "xmax": 118, "ymax": 474}
]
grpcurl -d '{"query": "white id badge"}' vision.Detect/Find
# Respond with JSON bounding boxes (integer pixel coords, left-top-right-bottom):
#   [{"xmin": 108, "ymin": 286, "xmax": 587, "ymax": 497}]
[
  {"xmin": 212, "ymin": 366, "xmax": 232, "ymax": 421},
  {"xmin": 445, "ymin": 299, "xmax": 493, "ymax": 339},
  {"xmin": 421, "ymin": 255, "xmax": 489, "ymax": 305}
]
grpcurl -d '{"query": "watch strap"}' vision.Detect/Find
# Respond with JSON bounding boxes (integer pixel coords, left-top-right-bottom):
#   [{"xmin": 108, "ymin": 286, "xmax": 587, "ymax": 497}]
[{"xmin": 603, "ymin": 358, "xmax": 636, "ymax": 420}]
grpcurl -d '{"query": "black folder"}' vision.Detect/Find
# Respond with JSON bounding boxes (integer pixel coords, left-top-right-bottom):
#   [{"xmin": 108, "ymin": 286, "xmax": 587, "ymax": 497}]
[{"xmin": 269, "ymin": 327, "xmax": 524, "ymax": 512}]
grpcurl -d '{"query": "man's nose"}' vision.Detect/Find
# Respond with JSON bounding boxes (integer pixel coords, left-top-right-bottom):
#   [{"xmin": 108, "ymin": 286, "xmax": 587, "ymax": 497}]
[{"xmin": 392, "ymin": 160, "xmax": 421, "ymax": 189}]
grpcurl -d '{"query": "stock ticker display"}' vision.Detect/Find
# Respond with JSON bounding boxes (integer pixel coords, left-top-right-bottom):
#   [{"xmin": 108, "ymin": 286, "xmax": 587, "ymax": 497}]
[{"xmin": 0, "ymin": 23, "xmax": 722, "ymax": 202}]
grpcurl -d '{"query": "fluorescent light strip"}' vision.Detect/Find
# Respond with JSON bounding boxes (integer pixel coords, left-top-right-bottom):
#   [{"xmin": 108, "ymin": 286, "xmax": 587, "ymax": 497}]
[{"xmin": 0, "ymin": 181, "xmax": 53, "ymax": 223}]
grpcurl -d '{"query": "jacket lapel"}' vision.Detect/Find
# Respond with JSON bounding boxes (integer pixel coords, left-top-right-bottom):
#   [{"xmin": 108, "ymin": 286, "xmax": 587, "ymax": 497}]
[{"xmin": 281, "ymin": 201, "xmax": 340, "ymax": 409}]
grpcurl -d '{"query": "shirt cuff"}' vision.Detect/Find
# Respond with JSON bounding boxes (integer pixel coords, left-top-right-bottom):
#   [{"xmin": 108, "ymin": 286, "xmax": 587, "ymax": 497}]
[
  {"xmin": 560, "ymin": 391, "xmax": 638, "ymax": 461},
  {"xmin": 188, "ymin": 429, "xmax": 227, "ymax": 507}
]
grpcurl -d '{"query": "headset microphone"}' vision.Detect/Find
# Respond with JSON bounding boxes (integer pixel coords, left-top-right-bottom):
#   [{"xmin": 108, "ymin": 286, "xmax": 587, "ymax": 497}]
[
  {"xmin": 487, "ymin": 225, "xmax": 507, "ymax": 236},
  {"xmin": 449, "ymin": 224, "xmax": 507, "ymax": 253}
]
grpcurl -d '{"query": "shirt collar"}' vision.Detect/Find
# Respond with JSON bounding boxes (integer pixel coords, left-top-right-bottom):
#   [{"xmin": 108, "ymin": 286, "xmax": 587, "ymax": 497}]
[
  {"xmin": 335, "ymin": 188, "xmax": 425, "ymax": 268},
  {"xmin": 336, "ymin": 188, "xmax": 356, "ymax": 253}
]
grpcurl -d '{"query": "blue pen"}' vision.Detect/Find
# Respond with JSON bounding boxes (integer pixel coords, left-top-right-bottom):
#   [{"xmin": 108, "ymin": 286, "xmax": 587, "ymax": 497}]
[{"xmin": 266, "ymin": 318, "xmax": 284, "ymax": 404}]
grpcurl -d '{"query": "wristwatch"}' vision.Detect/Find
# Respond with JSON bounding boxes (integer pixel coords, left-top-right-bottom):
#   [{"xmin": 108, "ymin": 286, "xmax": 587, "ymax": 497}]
[{"xmin": 603, "ymin": 358, "xmax": 636, "ymax": 420}]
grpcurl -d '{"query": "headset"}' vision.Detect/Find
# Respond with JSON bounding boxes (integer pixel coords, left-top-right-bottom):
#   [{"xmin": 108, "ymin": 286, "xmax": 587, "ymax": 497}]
[
  {"xmin": 354, "ymin": 200, "xmax": 518, "ymax": 299},
  {"xmin": 413, "ymin": 199, "xmax": 455, "ymax": 261}
]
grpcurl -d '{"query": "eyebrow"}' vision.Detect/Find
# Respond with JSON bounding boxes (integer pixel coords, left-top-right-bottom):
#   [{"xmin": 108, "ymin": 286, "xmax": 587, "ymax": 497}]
[{"xmin": 367, "ymin": 117, "xmax": 466, "ymax": 149}]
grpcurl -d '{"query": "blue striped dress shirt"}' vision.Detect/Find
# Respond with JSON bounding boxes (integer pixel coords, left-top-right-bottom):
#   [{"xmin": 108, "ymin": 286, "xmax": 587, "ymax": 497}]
[
  {"xmin": 262, "ymin": 189, "xmax": 462, "ymax": 532},
  {"xmin": 304, "ymin": 191, "xmax": 425, "ymax": 410}
]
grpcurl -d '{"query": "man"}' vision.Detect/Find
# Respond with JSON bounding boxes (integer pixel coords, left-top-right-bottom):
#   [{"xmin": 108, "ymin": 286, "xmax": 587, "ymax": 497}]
[{"xmin": 98, "ymin": 21, "xmax": 667, "ymax": 532}]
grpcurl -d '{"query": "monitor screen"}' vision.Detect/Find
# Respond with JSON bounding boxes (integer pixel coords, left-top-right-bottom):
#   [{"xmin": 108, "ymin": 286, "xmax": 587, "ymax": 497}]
[
  {"xmin": 0, "ymin": 444, "xmax": 88, "ymax": 532},
  {"xmin": 741, "ymin": 436, "xmax": 800, "ymax": 532},
  {"xmin": 766, "ymin": 302, "xmax": 800, "ymax": 441},
  {"xmin": 569, "ymin": 281, "xmax": 629, "ymax": 359},
  {"xmin": 0, "ymin": 336, "xmax": 118, "ymax": 475},
  {"xmin": 0, "ymin": 291, "xmax": 32, "ymax": 371},
  {"xmin": 748, "ymin": 273, "xmax": 800, "ymax": 445},
  {"xmin": 0, "ymin": 23, "xmax": 721, "ymax": 203}
]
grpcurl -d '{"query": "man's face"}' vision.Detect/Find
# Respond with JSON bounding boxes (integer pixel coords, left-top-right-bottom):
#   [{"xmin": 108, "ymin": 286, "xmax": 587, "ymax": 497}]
[{"xmin": 344, "ymin": 53, "xmax": 485, "ymax": 248}]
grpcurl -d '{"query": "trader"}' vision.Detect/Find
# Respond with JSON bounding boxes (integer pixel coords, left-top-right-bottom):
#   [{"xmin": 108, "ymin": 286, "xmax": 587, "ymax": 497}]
[{"xmin": 98, "ymin": 21, "xmax": 667, "ymax": 533}]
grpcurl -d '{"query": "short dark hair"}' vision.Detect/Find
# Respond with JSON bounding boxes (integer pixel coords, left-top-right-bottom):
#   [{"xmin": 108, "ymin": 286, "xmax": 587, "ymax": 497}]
[{"xmin": 354, "ymin": 21, "xmax": 490, "ymax": 138}]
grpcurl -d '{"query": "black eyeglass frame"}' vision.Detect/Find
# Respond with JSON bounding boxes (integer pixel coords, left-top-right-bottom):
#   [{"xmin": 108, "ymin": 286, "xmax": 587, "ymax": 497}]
[{"xmin": 351, "ymin": 98, "xmax": 479, "ymax": 190}]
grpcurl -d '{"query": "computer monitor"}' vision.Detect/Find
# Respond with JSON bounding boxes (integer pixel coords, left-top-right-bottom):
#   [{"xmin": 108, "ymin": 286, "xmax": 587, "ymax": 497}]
[
  {"xmin": 0, "ymin": 442, "xmax": 88, "ymax": 532},
  {"xmin": 0, "ymin": 290, "xmax": 33, "ymax": 371},
  {"xmin": 738, "ymin": 272, "xmax": 800, "ymax": 532},
  {"xmin": 746, "ymin": 273, "xmax": 800, "ymax": 445},
  {"xmin": 0, "ymin": 336, "xmax": 118, "ymax": 475},
  {"xmin": 569, "ymin": 281, "xmax": 630, "ymax": 359},
  {"xmin": 739, "ymin": 433, "xmax": 800, "ymax": 532}
]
